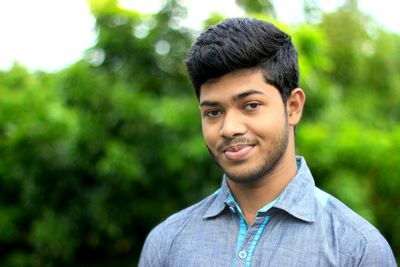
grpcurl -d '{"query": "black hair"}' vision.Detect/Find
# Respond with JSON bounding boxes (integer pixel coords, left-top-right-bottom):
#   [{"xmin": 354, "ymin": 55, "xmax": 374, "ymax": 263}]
[{"xmin": 185, "ymin": 17, "xmax": 299, "ymax": 103}]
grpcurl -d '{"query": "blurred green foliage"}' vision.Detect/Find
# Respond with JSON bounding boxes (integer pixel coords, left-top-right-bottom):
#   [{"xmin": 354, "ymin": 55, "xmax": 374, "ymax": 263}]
[{"xmin": 0, "ymin": 0, "xmax": 399, "ymax": 266}]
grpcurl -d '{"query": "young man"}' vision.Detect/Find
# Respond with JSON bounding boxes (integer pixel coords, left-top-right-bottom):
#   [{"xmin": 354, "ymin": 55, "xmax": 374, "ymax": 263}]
[{"xmin": 139, "ymin": 18, "xmax": 396, "ymax": 266}]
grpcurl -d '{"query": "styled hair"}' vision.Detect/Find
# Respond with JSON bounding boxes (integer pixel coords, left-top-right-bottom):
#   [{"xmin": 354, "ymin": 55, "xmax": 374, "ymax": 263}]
[{"xmin": 185, "ymin": 17, "xmax": 299, "ymax": 102}]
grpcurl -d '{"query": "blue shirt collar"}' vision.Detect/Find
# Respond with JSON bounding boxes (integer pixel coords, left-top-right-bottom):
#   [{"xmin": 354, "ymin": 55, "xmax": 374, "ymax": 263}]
[
  {"xmin": 203, "ymin": 156, "xmax": 317, "ymax": 222},
  {"xmin": 202, "ymin": 177, "xmax": 231, "ymax": 219},
  {"xmin": 273, "ymin": 156, "xmax": 316, "ymax": 222}
]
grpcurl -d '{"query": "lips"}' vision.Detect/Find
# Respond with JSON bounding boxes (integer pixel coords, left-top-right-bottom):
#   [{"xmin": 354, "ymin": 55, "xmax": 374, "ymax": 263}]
[{"xmin": 223, "ymin": 144, "xmax": 254, "ymax": 161}]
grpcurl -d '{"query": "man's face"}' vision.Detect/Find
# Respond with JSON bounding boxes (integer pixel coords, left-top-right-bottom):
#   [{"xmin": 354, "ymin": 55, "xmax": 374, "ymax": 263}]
[{"xmin": 199, "ymin": 69, "xmax": 290, "ymax": 184}]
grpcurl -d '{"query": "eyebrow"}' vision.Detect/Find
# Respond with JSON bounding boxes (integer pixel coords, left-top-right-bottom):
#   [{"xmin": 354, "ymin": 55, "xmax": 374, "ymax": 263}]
[
  {"xmin": 199, "ymin": 89, "xmax": 265, "ymax": 107},
  {"xmin": 232, "ymin": 89, "xmax": 264, "ymax": 101},
  {"xmin": 199, "ymin": 100, "xmax": 221, "ymax": 107}
]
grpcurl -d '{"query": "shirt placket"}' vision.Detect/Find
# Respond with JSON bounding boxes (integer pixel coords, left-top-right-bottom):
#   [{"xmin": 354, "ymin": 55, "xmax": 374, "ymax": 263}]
[{"xmin": 230, "ymin": 206, "xmax": 270, "ymax": 267}]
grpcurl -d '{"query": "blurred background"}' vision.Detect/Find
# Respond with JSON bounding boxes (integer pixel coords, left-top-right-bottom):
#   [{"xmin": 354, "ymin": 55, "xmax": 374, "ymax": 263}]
[{"xmin": 0, "ymin": 0, "xmax": 399, "ymax": 266}]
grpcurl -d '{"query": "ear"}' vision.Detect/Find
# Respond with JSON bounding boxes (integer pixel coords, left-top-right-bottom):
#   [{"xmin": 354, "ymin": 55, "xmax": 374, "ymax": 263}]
[{"xmin": 286, "ymin": 88, "xmax": 306, "ymax": 126}]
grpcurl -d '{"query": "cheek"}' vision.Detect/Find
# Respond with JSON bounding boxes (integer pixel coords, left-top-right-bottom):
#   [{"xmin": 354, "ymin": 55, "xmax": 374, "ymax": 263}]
[
  {"xmin": 251, "ymin": 113, "xmax": 286, "ymax": 139},
  {"xmin": 202, "ymin": 123, "xmax": 219, "ymax": 147}
]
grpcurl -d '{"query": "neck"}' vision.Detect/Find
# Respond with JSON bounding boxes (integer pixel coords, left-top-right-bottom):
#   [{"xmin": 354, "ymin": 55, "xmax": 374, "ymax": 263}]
[{"xmin": 227, "ymin": 152, "xmax": 298, "ymax": 226}]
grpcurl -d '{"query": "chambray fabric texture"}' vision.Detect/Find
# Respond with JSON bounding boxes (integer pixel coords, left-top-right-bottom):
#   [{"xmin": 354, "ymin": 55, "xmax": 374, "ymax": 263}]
[{"xmin": 139, "ymin": 157, "xmax": 396, "ymax": 267}]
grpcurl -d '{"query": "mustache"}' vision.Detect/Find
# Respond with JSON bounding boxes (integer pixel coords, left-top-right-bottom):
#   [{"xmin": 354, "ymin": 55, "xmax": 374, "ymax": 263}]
[{"xmin": 217, "ymin": 137, "xmax": 258, "ymax": 152}]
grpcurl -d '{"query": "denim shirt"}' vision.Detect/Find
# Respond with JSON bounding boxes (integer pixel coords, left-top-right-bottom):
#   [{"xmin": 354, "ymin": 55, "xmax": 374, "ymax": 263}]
[{"xmin": 139, "ymin": 157, "xmax": 396, "ymax": 267}]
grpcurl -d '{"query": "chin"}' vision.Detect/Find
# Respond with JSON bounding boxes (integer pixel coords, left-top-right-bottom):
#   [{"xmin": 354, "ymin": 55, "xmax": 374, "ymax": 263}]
[
  {"xmin": 224, "ymin": 153, "xmax": 285, "ymax": 185},
  {"xmin": 226, "ymin": 173, "xmax": 264, "ymax": 185},
  {"xmin": 225, "ymin": 167, "xmax": 266, "ymax": 184}
]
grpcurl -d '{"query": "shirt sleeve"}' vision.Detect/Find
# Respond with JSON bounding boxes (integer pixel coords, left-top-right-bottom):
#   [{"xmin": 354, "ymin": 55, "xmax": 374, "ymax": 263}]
[
  {"xmin": 138, "ymin": 224, "xmax": 166, "ymax": 267},
  {"xmin": 356, "ymin": 230, "xmax": 397, "ymax": 267}
]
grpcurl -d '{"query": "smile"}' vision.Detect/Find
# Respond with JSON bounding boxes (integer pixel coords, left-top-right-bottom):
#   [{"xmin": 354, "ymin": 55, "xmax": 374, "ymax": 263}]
[{"xmin": 223, "ymin": 144, "xmax": 255, "ymax": 161}]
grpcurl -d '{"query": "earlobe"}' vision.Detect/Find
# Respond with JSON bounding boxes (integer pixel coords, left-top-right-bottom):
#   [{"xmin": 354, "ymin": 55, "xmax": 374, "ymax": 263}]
[{"xmin": 287, "ymin": 88, "xmax": 306, "ymax": 126}]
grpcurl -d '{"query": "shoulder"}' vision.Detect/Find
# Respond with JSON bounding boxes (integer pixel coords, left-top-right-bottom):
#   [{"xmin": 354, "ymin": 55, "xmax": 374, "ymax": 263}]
[
  {"xmin": 315, "ymin": 188, "xmax": 396, "ymax": 266},
  {"xmin": 138, "ymin": 192, "xmax": 219, "ymax": 266},
  {"xmin": 159, "ymin": 189, "xmax": 220, "ymax": 230}
]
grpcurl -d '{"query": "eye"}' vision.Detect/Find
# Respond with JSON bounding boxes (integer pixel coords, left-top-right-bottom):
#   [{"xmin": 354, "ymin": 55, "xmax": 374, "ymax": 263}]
[
  {"xmin": 244, "ymin": 102, "xmax": 262, "ymax": 111},
  {"xmin": 204, "ymin": 109, "xmax": 222, "ymax": 118}
]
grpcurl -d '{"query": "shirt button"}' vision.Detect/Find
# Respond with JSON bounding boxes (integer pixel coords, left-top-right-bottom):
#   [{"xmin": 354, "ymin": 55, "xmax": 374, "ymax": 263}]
[{"xmin": 238, "ymin": 250, "xmax": 247, "ymax": 259}]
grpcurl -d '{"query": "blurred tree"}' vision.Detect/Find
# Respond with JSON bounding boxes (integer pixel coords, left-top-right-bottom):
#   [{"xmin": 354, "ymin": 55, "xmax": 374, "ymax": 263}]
[
  {"xmin": 0, "ymin": 64, "xmax": 80, "ymax": 266},
  {"xmin": 319, "ymin": 0, "xmax": 400, "ymax": 128},
  {"xmin": 235, "ymin": 0, "xmax": 275, "ymax": 17}
]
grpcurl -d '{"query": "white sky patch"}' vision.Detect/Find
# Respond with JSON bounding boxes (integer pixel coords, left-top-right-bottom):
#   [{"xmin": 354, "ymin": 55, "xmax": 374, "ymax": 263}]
[
  {"xmin": 0, "ymin": 0, "xmax": 96, "ymax": 71},
  {"xmin": 359, "ymin": 0, "xmax": 400, "ymax": 33},
  {"xmin": 0, "ymin": 0, "xmax": 398, "ymax": 72},
  {"xmin": 274, "ymin": 0, "xmax": 399, "ymax": 33},
  {"xmin": 119, "ymin": 0, "xmax": 164, "ymax": 14},
  {"xmin": 273, "ymin": 0, "xmax": 305, "ymax": 24},
  {"xmin": 180, "ymin": 0, "xmax": 244, "ymax": 30}
]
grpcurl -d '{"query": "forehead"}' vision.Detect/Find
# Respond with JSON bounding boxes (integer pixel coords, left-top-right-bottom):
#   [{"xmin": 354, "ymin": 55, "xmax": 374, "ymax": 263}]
[{"xmin": 199, "ymin": 69, "xmax": 279, "ymax": 102}]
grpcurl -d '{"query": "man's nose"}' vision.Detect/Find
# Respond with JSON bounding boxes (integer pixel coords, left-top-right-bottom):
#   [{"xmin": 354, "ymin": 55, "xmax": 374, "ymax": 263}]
[{"xmin": 219, "ymin": 111, "xmax": 247, "ymax": 138}]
